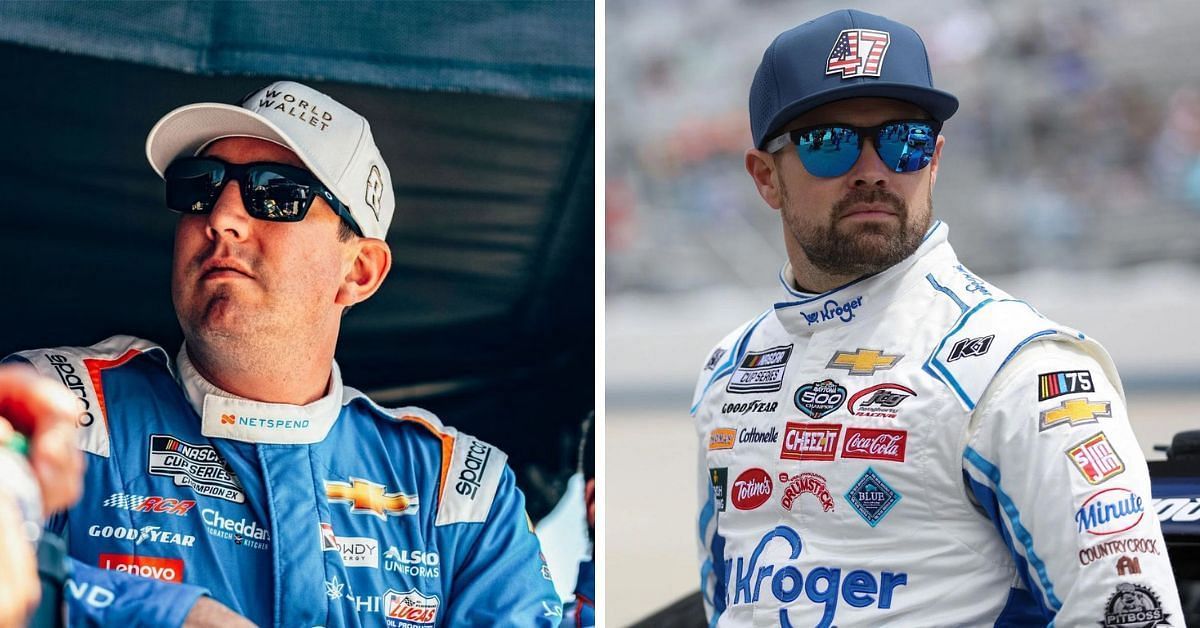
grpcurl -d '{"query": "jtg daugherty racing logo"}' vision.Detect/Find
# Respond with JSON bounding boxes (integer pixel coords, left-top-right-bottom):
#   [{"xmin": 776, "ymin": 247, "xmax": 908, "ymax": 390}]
[
  {"xmin": 799, "ymin": 297, "xmax": 863, "ymax": 326},
  {"xmin": 723, "ymin": 525, "xmax": 906, "ymax": 627}
]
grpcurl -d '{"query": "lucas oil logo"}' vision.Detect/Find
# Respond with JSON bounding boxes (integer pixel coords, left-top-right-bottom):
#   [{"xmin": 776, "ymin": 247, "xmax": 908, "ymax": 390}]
[
  {"xmin": 726, "ymin": 345, "xmax": 793, "ymax": 394},
  {"xmin": 798, "ymin": 296, "xmax": 863, "ymax": 326},
  {"xmin": 383, "ymin": 589, "xmax": 440, "ymax": 627},
  {"xmin": 723, "ymin": 525, "xmax": 907, "ymax": 627},
  {"xmin": 146, "ymin": 435, "xmax": 245, "ymax": 503}
]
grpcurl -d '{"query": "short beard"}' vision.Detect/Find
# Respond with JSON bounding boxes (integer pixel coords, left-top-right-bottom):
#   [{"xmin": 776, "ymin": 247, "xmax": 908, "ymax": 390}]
[{"xmin": 782, "ymin": 184, "xmax": 932, "ymax": 277}]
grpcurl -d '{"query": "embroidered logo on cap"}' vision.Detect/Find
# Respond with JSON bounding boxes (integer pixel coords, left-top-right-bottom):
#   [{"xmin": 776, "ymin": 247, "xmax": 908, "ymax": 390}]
[
  {"xmin": 366, "ymin": 164, "xmax": 384, "ymax": 220},
  {"xmin": 826, "ymin": 29, "xmax": 891, "ymax": 78}
]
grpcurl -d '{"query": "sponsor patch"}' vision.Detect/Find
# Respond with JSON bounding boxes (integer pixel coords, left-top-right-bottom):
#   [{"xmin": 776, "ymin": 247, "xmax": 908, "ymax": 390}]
[
  {"xmin": 146, "ymin": 435, "xmax": 245, "ymax": 503},
  {"xmin": 1101, "ymin": 583, "xmax": 1170, "ymax": 628},
  {"xmin": 383, "ymin": 589, "xmax": 440, "ymax": 627},
  {"xmin": 780, "ymin": 422, "xmax": 841, "ymax": 461},
  {"xmin": 739, "ymin": 426, "xmax": 779, "ymax": 445},
  {"xmin": 325, "ymin": 576, "xmax": 346, "ymax": 600},
  {"xmin": 98, "ymin": 554, "xmax": 183, "ymax": 583},
  {"xmin": 826, "ymin": 348, "xmax": 902, "ymax": 376},
  {"xmin": 87, "ymin": 524, "xmax": 196, "ymax": 548},
  {"xmin": 778, "ymin": 472, "xmax": 834, "ymax": 512},
  {"xmin": 1038, "ymin": 370, "xmax": 1094, "ymax": 401},
  {"xmin": 1076, "ymin": 487, "xmax": 1145, "ymax": 536},
  {"xmin": 726, "ymin": 345, "xmax": 793, "ymax": 394},
  {"xmin": 846, "ymin": 467, "xmax": 900, "ymax": 527},
  {"xmin": 847, "ymin": 383, "xmax": 915, "ymax": 419},
  {"xmin": 320, "ymin": 522, "xmax": 338, "ymax": 552},
  {"xmin": 326, "ymin": 477, "xmax": 419, "ymax": 520},
  {"xmin": 201, "ymin": 507, "xmax": 270, "ymax": 551},
  {"xmin": 721, "ymin": 400, "xmax": 779, "ymax": 415},
  {"xmin": 1152, "ymin": 497, "xmax": 1200, "ymax": 522},
  {"xmin": 337, "ymin": 536, "xmax": 379, "ymax": 568},
  {"xmin": 708, "ymin": 428, "xmax": 736, "ymax": 451},
  {"xmin": 1066, "ymin": 432, "xmax": 1124, "ymax": 485},
  {"xmin": 1078, "ymin": 537, "xmax": 1161, "ymax": 566},
  {"xmin": 384, "ymin": 547, "xmax": 441, "ymax": 579},
  {"xmin": 436, "ymin": 434, "xmax": 507, "ymax": 526},
  {"xmin": 797, "ymin": 296, "xmax": 863, "ymax": 326},
  {"xmin": 710, "ymin": 468, "xmax": 728, "ymax": 512},
  {"xmin": 841, "ymin": 428, "xmax": 906, "ymax": 463},
  {"xmin": 793, "ymin": 379, "xmax": 847, "ymax": 419},
  {"xmin": 704, "ymin": 348, "xmax": 727, "ymax": 371},
  {"xmin": 946, "ymin": 335, "xmax": 994, "ymax": 361},
  {"xmin": 731, "ymin": 468, "xmax": 772, "ymax": 511},
  {"xmin": 954, "ymin": 264, "xmax": 991, "ymax": 296},
  {"xmin": 101, "ymin": 493, "xmax": 194, "ymax": 516},
  {"xmin": 1039, "ymin": 398, "xmax": 1111, "ymax": 432},
  {"xmin": 1116, "ymin": 556, "xmax": 1141, "ymax": 575}
]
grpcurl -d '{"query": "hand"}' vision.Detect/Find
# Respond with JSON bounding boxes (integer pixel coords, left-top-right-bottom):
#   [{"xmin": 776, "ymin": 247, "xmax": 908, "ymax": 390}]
[
  {"xmin": 0, "ymin": 364, "xmax": 85, "ymax": 515},
  {"xmin": 0, "ymin": 490, "xmax": 38, "ymax": 627},
  {"xmin": 184, "ymin": 597, "xmax": 257, "ymax": 627}
]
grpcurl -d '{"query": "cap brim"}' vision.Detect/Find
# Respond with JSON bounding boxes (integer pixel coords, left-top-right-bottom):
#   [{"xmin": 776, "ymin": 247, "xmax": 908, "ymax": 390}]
[
  {"xmin": 144, "ymin": 103, "xmax": 328, "ymax": 184},
  {"xmin": 758, "ymin": 83, "xmax": 959, "ymax": 148}
]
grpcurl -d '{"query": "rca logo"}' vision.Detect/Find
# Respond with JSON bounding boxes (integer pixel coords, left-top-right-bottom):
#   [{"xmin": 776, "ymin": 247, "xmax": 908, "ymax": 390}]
[{"xmin": 221, "ymin": 414, "xmax": 236, "ymax": 425}]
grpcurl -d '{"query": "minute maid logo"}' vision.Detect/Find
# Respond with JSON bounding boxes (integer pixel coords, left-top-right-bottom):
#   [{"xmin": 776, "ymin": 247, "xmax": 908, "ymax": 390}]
[{"xmin": 255, "ymin": 89, "xmax": 334, "ymax": 131}]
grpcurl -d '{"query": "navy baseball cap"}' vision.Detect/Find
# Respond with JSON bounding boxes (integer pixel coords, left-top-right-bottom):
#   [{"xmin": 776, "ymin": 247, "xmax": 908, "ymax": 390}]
[{"xmin": 749, "ymin": 9, "xmax": 959, "ymax": 149}]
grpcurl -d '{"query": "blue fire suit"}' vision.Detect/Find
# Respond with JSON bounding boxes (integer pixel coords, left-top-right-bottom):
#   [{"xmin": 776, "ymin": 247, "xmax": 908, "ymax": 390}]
[{"xmin": 7, "ymin": 335, "xmax": 561, "ymax": 627}]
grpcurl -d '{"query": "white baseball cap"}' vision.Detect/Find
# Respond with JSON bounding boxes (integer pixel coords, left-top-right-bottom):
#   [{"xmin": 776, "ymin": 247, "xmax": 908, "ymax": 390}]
[{"xmin": 145, "ymin": 80, "xmax": 394, "ymax": 240}]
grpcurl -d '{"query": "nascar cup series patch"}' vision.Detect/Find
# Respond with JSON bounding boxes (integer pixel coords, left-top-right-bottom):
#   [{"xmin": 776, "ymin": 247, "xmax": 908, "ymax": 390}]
[{"xmin": 726, "ymin": 345, "xmax": 793, "ymax": 393}]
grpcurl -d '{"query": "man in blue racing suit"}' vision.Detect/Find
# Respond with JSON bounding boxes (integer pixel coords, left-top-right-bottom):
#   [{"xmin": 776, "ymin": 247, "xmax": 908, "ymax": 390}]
[
  {"xmin": 6, "ymin": 81, "xmax": 561, "ymax": 627},
  {"xmin": 692, "ymin": 9, "xmax": 1183, "ymax": 627}
]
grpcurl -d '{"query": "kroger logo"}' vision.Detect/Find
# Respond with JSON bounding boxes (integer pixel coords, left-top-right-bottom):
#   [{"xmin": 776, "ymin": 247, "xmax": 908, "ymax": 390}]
[
  {"xmin": 800, "ymin": 297, "xmax": 863, "ymax": 326},
  {"xmin": 723, "ymin": 525, "xmax": 907, "ymax": 627}
]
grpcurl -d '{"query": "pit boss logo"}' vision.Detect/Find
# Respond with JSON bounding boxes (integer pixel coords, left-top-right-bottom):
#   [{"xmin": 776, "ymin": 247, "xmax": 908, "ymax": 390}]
[
  {"xmin": 726, "ymin": 345, "xmax": 793, "ymax": 393},
  {"xmin": 146, "ymin": 435, "xmax": 245, "ymax": 503},
  {"xmin": 1101, "ymin": 583, "xmax": 1170, "ymax": 628},
  {"xmin": 325, "ymin": 477, "xmax": 419, "ymax": 519},
  {"xmin": 847, "ymin": 383, "xmax": 915, "ymax": 419},
  {"xmin": 794, "ymin": 379, "xmax": 847, "ymax": 419},
  {"xmin": 826, "ymin": 348, "xmax": 902, "ymax": 376},
  {"xmin": 255, "ymin": 88, "xmax": 334, "ymax": 131},
  {"xmin": 1066, "ymin": 432, "xmax": 1124, "ymax": 485},
  {"xmin": 383, "ymin": 589, "xmax": 440, "ymax": 628},
  {"xmin": 798, "ymin": 296, "xmax": 863, "ymax": 326}
]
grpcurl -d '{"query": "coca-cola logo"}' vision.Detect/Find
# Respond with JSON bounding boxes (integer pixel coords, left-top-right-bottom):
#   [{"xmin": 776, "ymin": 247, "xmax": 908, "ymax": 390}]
[
  {"xmin": 841, "ymin": 428, "xmax": 906, "ymax": 462},
  {"xmin": 731, "ymin": 468, "xmax": 773, "ymax": 510}
]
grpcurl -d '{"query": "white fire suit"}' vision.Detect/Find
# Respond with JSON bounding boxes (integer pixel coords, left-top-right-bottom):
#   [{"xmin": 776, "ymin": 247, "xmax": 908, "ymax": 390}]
[{"xmin": 691, "ymin": 221, "xmax": 1182, "ymax": 627}]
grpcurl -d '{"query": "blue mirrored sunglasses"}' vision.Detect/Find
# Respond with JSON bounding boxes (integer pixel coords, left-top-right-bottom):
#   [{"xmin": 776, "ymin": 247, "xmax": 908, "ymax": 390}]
[{"xmin": 765, "ymin": 119, "xmax": 942, "ymax": 178}]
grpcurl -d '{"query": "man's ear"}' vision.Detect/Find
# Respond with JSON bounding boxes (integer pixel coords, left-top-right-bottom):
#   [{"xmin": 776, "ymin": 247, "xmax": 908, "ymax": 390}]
[
  {"xmin": 745, "ymin": 149, "xmax": 784, "ymax": 210},
  {"xmin": 929, "ymin": 132, "xmax": 946, "ymax": 188},
  {"xmin": 335, "ymin": 238, "xmax": 392, "ymax": 307}
]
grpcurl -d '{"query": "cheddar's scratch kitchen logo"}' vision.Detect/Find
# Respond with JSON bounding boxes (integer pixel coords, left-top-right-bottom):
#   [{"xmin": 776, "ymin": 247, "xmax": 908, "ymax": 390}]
[{"xmin": 255, "ymin": 89, "xmax": 334, "ymax": 131}]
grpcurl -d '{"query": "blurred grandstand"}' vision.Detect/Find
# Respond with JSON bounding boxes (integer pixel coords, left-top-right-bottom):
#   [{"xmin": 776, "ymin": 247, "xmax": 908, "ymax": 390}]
[{"xmin": 607, "ymin": 0, "xmax": 1200, "ymax": 624}]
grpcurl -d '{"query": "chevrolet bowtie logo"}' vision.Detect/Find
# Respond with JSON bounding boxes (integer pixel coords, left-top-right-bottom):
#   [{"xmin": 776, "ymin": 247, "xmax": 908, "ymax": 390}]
[
  {"xmin": 827, "ymin": 348, "xmax": 903, "ymax": 376},
  {"xmin": 325, "ymin": 478, "xmax": 419, "ymax": 520},
  {"xmin": 221, "ymin": 414, "xmax": 236, "ymax": 425},
  {"xmin": 1039, "ymin": 398, "xmax": 1111, "ymax": 432}
]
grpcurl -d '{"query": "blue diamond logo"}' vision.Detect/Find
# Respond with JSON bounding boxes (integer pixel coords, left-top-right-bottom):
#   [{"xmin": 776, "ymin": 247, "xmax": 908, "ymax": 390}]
[{"xmin": 846, "ymin": 467, "xmax": 900, "ymax": 527}]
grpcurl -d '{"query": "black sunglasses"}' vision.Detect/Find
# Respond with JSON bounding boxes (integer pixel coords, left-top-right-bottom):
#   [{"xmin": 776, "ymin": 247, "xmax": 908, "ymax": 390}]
[
  {"xmin": 164, "ymin": 157, "xmax": 363, "ymax": 236},
  {"xmin": 765, "ymin": 119, "xmax": 942, "ymax": 177}
]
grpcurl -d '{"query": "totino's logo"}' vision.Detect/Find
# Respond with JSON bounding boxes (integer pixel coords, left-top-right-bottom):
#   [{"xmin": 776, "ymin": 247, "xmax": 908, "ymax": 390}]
[
  {"xmin": 455, "ymin": 440, "xmax": 494, "ymax": 500},
  {"xmin": 326, "ymin": 477, "xmax": 419, "ymax": 519},
  {"xmin": 731, "ymin": 468, "xmax": 772, "ymax": 510}
]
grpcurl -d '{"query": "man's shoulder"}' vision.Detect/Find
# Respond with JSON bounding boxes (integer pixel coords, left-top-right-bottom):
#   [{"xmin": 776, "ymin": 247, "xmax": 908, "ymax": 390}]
[
  {"xmin": 691, "ymin": 308, "xmax": 776, "ymax": 415},
  {"xmin": 4, "ymin": 335, "xmax": 169, "ymax": 370},
  {"xmin": 342, "ymin": 391, "xmax": 513, "ymax": 526}
]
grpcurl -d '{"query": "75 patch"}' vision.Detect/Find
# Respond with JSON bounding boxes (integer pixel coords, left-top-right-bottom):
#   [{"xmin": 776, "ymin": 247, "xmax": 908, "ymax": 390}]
[{"xmin": 1038, "ymin": 370, "xmax": 1094, "ymax": 401}]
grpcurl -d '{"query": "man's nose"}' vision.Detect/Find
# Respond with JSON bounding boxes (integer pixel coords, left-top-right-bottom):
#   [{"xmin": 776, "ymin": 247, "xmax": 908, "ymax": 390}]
[
  {"xmin": 205, "ymin": 181, "xmax": 251, "ymax": 242},
  {"xmin": 847, "ymin": 138, "xmax": 892, "ymax": 188}
]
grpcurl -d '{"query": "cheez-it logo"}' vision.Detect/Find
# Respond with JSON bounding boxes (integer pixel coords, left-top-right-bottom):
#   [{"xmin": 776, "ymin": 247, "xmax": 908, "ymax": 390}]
[
  {"xmin": 220, "ymin": 414, "xmax": 236, "ymax": 425},
  {"xmin": 325, "ymin": 477, "xmax": 419, "ymax": 520}
]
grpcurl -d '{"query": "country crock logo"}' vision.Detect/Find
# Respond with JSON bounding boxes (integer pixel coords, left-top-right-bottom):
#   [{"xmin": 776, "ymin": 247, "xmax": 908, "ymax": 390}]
[{"xmin": 325, "ymin": 477, "xmax": 419, "ymax": 519}]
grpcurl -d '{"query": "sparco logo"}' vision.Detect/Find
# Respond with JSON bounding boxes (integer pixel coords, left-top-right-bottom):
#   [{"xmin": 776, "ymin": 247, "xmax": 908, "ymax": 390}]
[
  {"xmin": 739, "ymin": 426, "xmax": 779, "ymax": 444},
  {"xmin": 731, "ymin": 468, "xmax": 772, "ymax": 510},
  {"xmin": 721, "ymin": 400, "xmax": 779, "ymax": 415},
  {"xmin": 147, "ymin": 435, "xmax": 245, "ymax": 503},
  {"xmin": 799, "ymin": 296, "xmax": 863, "ymax": 326},
  {"xmin": 45, "ymin": 354, "xmax": 97, "ymax": 427},
  {"xmin": 456, "ymin": 440, "xmax": 494, "ymax": 500}
]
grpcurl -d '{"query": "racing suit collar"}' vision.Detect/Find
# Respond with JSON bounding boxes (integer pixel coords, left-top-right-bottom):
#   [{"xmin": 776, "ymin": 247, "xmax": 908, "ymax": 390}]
[
  {"xmin": 177, "ymin": 345, "xmax": 343, "ymax": 444},
  {"xmin": 773, "ymin": 220, "xmax": 951, "ymax": 335}
]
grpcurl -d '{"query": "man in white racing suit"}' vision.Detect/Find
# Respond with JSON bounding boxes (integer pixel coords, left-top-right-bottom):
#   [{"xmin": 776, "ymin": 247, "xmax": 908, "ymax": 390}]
[{"xmin": 691, "ymin": 9, "xmax": 1183, "ymax": 627}]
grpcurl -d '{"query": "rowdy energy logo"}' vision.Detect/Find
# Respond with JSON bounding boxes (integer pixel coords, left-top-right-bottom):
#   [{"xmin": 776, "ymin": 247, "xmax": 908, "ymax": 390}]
[
  {"xmin": 793, "ymin": 380, "xmax": 847, "ymax": 419},
  {"xmin": 146, "ymin": 435, "xmax": 245, "ymax": 503},
  {"xmin": 727, "ymin": 345, "xmax": 793, "ymax": 393}
]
